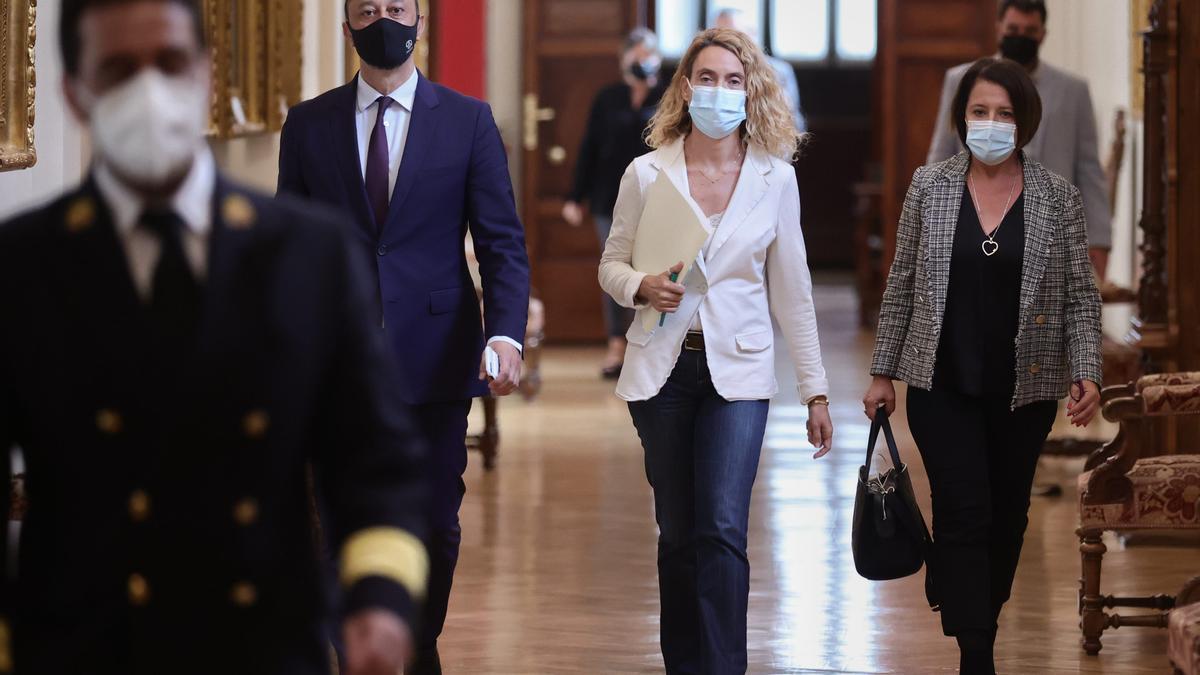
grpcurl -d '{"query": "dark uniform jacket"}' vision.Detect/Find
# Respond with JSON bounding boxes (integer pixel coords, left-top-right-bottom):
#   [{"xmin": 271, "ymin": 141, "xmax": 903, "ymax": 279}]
[{"xmin": 0, "ymin": 176, "xmax": 429, "ymax": 674}]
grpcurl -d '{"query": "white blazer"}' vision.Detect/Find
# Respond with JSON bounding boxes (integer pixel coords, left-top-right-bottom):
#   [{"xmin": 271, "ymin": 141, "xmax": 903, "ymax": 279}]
[{"xmin": 599, "ymin": 138, "xmax": 829, "ymax": 402}]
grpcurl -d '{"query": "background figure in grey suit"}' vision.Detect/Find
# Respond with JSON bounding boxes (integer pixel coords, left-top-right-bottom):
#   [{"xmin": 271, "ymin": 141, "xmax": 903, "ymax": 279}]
[
  {"xmin": 927, "ymin": 0, "xmax": 1111, "ymax": 278},
  {"xmin": 712, "ymin": 7, "xmax": 806, "ymax": 132}
]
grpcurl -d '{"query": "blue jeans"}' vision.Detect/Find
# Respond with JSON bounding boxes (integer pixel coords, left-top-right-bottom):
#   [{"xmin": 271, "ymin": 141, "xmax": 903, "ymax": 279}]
[{"xmin": 628, "ymin": 350, "xmax": 769, "ymax": 675}]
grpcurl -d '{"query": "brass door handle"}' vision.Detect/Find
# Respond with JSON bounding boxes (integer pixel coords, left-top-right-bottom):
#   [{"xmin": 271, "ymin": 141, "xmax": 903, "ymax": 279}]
[{"xmin": 523, "ymin": 93, "xmax": 557, "ymax": 152}]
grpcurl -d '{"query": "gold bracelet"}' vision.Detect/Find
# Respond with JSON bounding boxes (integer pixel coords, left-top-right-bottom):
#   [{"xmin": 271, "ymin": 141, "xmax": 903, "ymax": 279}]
[{"xmin": 806, "ymin": 396, "xmax": 830, "ymax": 407}]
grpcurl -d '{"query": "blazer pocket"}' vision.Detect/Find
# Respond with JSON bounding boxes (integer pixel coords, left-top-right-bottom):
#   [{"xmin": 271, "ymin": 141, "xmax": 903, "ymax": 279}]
[
  {"xmin": 735, "ymin": 330, "xmax": 772, "ymax": 354},
  {"xmin": 429, "ymin": 288, "xmax": 464, "ymax": 315}
]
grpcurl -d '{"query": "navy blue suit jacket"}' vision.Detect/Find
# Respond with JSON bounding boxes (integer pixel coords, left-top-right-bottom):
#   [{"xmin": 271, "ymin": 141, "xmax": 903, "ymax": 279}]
[{"xmin": 278, "ymin": 74, "xmax": 531, "ymax": 405}]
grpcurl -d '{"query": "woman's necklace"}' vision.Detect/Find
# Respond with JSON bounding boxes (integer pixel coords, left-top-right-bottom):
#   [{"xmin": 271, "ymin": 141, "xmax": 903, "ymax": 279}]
[
  {"xmin": 967, "ymin": 167, "xmax": 1019, "ymax": 257},
  {"xmin": 688, "ymin": 148, "xmax": 745, "ymax": 186}
]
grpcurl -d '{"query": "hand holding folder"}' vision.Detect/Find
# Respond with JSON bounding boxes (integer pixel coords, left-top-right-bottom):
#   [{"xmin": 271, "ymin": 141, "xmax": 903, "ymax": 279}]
[{"xmin": 630, "ymin": 173, "xmax": 712, "ymax": 331}]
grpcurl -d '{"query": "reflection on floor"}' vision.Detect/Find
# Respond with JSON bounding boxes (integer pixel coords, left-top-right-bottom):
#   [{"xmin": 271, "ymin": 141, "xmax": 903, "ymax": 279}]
[{"xmin": 446, "ymin": 283, "xmax": 1194, "ymax": 674}]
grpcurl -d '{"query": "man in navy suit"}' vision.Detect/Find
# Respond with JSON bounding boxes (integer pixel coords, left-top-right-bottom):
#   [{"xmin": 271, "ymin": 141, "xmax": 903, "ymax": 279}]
[
  {"xmin": 1, "ymin": 1, "xmax": 429, "ymax": 673},
  {"xmin": 278, "ymin": 1, "xmax": 531, "ymax": 671}
]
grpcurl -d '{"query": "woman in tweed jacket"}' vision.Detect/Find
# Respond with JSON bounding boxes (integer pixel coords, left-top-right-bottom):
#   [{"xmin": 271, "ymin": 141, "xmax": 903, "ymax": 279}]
[{"xmin": 862, "ymin": 58, "xmax": 1102, "ymax": 674}]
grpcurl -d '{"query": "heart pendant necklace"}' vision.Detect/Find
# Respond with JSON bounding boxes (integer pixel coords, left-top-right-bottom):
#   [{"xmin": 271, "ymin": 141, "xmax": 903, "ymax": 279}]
[{"xmin": 968, "ymin": 167, "xmax": 1019, "ymax": 257}]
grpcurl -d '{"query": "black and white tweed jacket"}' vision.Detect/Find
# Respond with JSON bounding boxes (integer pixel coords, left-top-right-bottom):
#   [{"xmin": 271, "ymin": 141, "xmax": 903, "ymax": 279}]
[{"xmin": 870, "ymin": 152, "xmax": 1103, "ymax": 408}]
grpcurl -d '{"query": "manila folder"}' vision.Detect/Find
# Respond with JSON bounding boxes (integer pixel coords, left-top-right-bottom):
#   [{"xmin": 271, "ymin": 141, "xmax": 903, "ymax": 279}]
[{"xmin": 631, "ymin": 172, "xmax": 711, "ymax": 331}]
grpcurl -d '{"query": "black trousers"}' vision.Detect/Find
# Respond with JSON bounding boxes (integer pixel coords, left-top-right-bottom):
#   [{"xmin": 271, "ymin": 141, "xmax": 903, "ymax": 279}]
[{"xmin": 906, "ymin": 386, "xmax": 1057, "ymax": 636}]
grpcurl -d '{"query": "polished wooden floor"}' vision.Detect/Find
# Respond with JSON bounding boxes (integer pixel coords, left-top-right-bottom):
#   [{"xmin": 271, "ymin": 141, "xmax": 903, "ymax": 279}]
[{"xmin": 445, "ymin": 282, "xmax": 1195, "ymax": 674}]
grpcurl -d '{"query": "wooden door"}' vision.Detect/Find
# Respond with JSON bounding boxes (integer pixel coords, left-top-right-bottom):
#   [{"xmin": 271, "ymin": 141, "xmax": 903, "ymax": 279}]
[
  {"xmin": 877, "ymin": 0, "xmax": 996, "ymax": 270},
  {"xmin": 522, "ymin": 0, "xmax": 647, "ymax": 342}
]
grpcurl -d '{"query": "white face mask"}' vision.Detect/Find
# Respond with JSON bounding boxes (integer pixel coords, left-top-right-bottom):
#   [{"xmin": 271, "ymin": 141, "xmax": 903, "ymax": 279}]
[
  {"xmin": 965, "ymin": 120, "xmax": 1017, "ymax": 166},
  {"xmin": 686, "ymin": 78, "xmax": 747, "ymax": 140},
  {"xmin": 80, "ymin": 68, "xmax": 209, "ymax": 188}
]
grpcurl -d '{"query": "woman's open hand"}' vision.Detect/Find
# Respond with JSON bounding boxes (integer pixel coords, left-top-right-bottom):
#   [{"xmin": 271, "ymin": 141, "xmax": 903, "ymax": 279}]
[
  {"xmin": 862, "ymin": 375, "xmax": 897, "ymax": 420},
  {"xmin": 636, "ymin": 262, "xmax": 686, "ymax": 313}
]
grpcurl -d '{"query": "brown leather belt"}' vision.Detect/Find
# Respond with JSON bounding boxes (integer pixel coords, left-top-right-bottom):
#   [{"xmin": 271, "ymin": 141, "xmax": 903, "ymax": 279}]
[{"xmin": 682, "ymin": 331, "xmax": 705, "ymax": 352}]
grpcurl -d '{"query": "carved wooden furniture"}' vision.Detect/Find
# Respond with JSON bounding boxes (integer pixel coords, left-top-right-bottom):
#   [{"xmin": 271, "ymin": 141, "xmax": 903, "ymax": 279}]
[
  {"xmin": 1076, "ymin": 372, "xmax": 1200, "ymax": 655},
  {"xmin": 1171, "ymin": 591, "xmax": 1200, "ymax": 675}
]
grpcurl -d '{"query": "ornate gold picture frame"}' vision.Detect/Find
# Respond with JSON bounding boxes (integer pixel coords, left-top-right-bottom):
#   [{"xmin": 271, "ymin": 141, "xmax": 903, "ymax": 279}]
[
  {"xmin": 202, "ymin": 0, "xmax": 302, "ymax": 138},
  {"xmin": 0, "ymin": 0, "xmax": 37, "ymax": 172}
]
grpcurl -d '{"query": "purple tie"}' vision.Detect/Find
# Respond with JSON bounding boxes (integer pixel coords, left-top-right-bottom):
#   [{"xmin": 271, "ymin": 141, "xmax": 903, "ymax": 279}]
[{"xmin": 365, "ymin": 96, "xmax": 395, "ymax": 234}]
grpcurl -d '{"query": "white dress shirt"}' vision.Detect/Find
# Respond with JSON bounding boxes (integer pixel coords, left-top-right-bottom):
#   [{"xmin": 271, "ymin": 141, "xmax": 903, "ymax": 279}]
[
  {"xmin": 355, "ymin": 71, "xmax": 522, "ymax": 356},
  {"xmin": 355, "ymin": 70, "xmax": 418, "ymax": 200},
  {"xmin": 94, "ymin": 149, "xmax": 216, "ymax": 301}
]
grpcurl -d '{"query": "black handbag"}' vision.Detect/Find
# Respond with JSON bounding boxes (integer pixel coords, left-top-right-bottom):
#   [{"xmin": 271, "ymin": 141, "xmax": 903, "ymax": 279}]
[{"xmin": 851, "ymin": 408, "xmax": 939, "ymax": 610}]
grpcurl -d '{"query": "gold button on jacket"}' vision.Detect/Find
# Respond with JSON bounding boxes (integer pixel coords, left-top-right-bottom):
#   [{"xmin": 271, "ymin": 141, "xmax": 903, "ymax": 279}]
[
  {"xmin": 128, "ymin": 491, "xmax": 151, "ymax": 522},
  {"xmin": 128, "ymin": 574, "xmax": 150, "ymax": 606},
  {"xmin": 230, "ymin": 582, "xmax": 257, "ymax": 607}
]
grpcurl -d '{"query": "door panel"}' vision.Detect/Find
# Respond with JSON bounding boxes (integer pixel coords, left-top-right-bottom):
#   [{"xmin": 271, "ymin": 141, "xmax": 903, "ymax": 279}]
[
  {"xmin": 878, "ymin": 0, "xmax": 996, "ymax": 271},
  {"xmin": 523, "ymin": 0, "xmax": 645, "ymax": 342}
]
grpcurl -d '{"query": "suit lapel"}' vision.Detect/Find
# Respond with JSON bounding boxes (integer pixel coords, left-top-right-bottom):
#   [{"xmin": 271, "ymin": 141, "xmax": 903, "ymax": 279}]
[
  {"xmin": 53, "ymin": 181, "xmax": 149, "ymax": 395},
  {"xmin": 706, "ymin": 146, "xmax": 771, "ymax": 261},
  {"xmin": 327, "ymin": 77, "xmax": 376, "ymax": 240},
  {"xmin": 383, "ymin": 73, "xmax": 442, "ymax": 236},
  {"xmin": 925, "ymin": 152, "xmax": 969, "ymax": 327},
  {"xmin": 204, "ymin": 180, "xmax": 274, "ymax": 354},
  {"xmin": 1018, "ymin": 156, "xmax": 1056, "ymax": 320},
  {"xmin": 56, "ymin": 181, "xmax": 146, "ymax": 329}
]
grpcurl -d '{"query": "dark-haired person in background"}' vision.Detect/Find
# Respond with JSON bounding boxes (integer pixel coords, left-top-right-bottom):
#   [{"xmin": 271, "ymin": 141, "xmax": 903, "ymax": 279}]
[
  {"xmin": 928, "ymin": 0, "xmax": 1112, "ymax": 279},
  {"xmin": 563, "ymin": 27, "xmax": 664, "ymax": 378},
  {"xmin": 865, "ymin": 58, "xmax": 1102, "ymax": 674},
  {"xmin": 277, "ymin": 1, "xmax": 530, "ymax": 673},
  {"xmin": 0, "ymin": 1, "xmax": 430, "ymax": 673}
]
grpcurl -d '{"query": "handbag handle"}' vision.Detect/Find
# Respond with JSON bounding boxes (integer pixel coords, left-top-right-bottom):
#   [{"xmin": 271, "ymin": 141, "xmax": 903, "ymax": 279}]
[{"xmin": 865, "ymin": 407, "xmax": 904, "ymax": 470}]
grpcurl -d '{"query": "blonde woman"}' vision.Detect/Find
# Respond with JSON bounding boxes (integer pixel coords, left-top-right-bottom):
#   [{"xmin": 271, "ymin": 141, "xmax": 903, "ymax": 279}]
[{"xmin": 599, "ymin": 28, "xmax": 832, "ymax": 673}]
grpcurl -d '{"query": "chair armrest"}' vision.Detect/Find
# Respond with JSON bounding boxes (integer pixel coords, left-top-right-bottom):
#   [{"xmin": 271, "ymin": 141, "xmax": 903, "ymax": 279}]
[
  {"xmin": 1141, "ymin": 383, "xmax": 1200, "ymax": 417},
  {"xmin": 1083, "ymin": 396, "xmax": 1144, "ymax": 505},
  {"xmin": 1136, "ymin": 371, "xmax": 1200, "ymax": 392}
]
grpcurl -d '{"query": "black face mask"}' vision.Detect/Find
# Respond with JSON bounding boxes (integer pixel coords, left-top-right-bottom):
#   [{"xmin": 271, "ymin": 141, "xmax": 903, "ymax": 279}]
[
  {"xmin": 999, "ymin": 35, "xmax": 1040, "ymax": 67},
  {"xmin": 629, "ymin": 59, "xmax": 660, "ymax": 82},
  {"xmin": 350, "ymin": 17, "xmax": 418, "ymax": 70}
]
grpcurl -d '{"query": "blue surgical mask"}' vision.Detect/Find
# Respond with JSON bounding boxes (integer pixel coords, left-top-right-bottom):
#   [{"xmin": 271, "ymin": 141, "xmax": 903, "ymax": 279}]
[
  {"xmin": 965, "ymin": 120, "xmax": 1017, "ymax": 165},
  {"xmin": 686, "ymin": 79, "xmax": 747, "ymax": 140}
]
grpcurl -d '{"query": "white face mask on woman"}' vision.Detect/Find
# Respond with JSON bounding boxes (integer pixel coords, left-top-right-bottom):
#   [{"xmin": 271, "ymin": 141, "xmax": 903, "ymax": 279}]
[
  {"xmin": 686, "ymin": 78, "xmax": 747, "ymax": 140},
  {"xmin": 965, "ymin": 120, "xmax": 1017, "ymax": 166},
  {"xmin": 78, "ymin": 68, "xmax": 209, "ymax": 188}
]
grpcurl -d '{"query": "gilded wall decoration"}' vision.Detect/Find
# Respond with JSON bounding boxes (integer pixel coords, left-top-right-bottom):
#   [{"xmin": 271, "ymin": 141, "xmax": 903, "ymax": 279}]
[
  {"xmin": 0, "ymin": 0, "xmax": 37, "ymax": 172},
  {"xmin": 202, "ymin": 0, "xmax": 302, "ymax": 138}
]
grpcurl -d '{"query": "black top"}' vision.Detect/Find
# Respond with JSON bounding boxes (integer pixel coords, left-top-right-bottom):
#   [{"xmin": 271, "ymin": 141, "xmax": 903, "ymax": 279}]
[
  {"xmin": 934, "ymin": 185, "xmax": 1027, "ymax": 397},
  {"xmin": 569, "ymin": 82, "xmax": 664, "ymax": 217}
]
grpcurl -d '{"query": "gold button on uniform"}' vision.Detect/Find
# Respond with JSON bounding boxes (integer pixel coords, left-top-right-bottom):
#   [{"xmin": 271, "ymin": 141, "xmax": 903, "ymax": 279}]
[
  {"xmin": 96, "ymin": 409, "xmax": 123, "ymax": 435},
  {"xmin": 242, "ymin": 410, "xmax": 270, "ymax": 439},
  {"xmin": 222, "ymin": 195, "xmax": 257, "ymax": 230},
  {"xmin": 65, "ymin": 198, "xmax": 96, "ymax": 233},
  {"xmin": 1035, "ymin": 314, "xmax": 1047, "ymax": 325},
  {"xmin": 233, "ymin": 498, "xmax": 259, "ymax": 526},
  {"xmin": 128, "ymin": 491, "xmax": 151, "ymax": 522},
  {"xmin": 1029, "ymin": 363, "xmax": 1042, "ymax": 375},
  {"xmin": 128, "ymin": 574, "xmax": 150, "ymax": 606},
  {"xmin": 231, "ymin": 582, "xmax": 257, "ymax": 607}
]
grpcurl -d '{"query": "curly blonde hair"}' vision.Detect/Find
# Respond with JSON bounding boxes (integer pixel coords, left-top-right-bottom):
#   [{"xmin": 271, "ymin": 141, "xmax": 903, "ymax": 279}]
[{"xmin": 646, "ymin": 28, "xmax": 803, "ymax": 161}]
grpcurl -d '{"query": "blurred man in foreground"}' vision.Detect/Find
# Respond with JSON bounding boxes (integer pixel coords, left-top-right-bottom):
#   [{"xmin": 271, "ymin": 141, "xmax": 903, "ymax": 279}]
[{"xmin": 0, "ymin": 1, "xmax": 428, "ymax": 673}]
